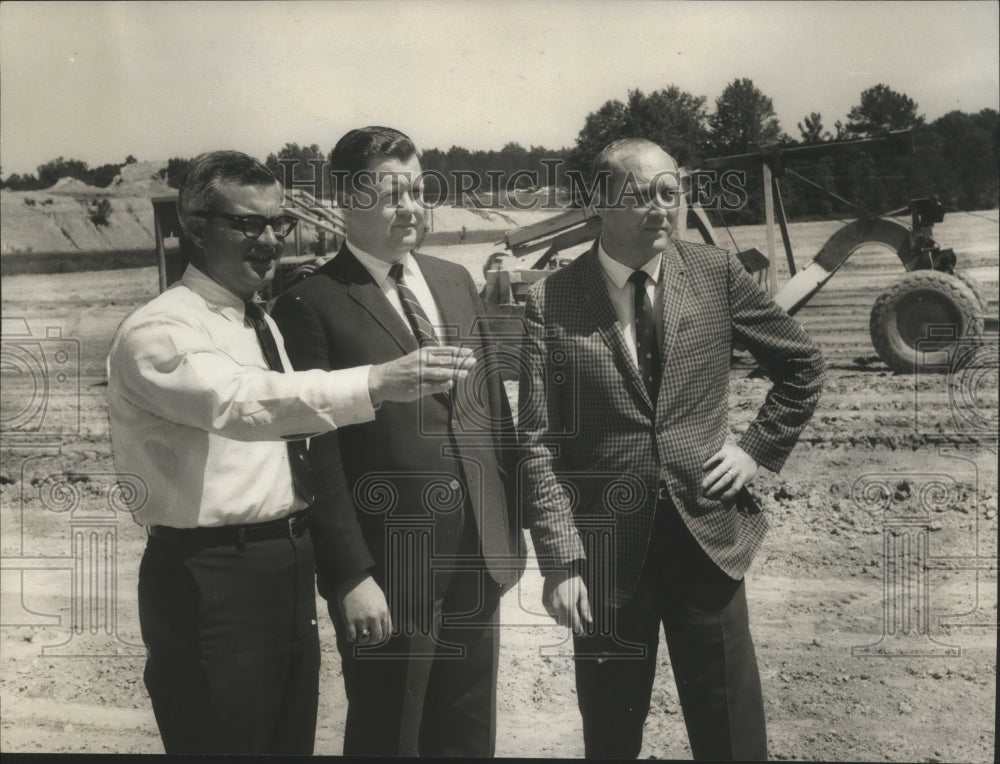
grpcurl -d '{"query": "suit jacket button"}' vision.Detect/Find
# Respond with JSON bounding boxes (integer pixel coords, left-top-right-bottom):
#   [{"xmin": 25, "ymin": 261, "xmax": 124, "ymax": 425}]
[{"xmin": 449, "ymin": 479, "xmax": 461, "ymax": 491}]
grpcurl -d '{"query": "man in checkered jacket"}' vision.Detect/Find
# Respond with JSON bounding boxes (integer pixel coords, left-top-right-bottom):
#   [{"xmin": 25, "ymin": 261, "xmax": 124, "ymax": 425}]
[{"xmin": 518, "ymin": 138, "xmax": 825, "ymax": 760}]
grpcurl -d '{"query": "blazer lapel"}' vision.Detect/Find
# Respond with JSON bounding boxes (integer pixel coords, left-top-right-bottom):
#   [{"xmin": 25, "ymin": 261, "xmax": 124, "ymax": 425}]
[
  {"xmin": 334, "ymin": 245, "xmax": 418, "ymax": 354},
  {"xmin": 658, "ymin": 242, "xmax": 688, "ymax": 393},
  {"xmin": 580, "ymin": 244, "xmax": 654, "ymax": 412}
]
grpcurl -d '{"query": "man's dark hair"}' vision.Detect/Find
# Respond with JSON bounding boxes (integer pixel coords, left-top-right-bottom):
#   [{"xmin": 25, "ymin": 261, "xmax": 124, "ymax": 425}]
[
  {"xmin": 329, "ymin": 126, "xmax": 417, "ymax": 197},
  {"xmin": 178, "ymin": 150, "xmax": 278, "ymax": 237}
]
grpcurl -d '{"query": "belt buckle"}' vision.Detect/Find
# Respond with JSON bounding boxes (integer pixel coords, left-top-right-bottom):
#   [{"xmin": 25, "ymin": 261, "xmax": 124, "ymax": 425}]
[
  {"xmin": 287, "ymin": 512, "xmax": 304, "ymax": 538},
  {"xmin": 656, "ymin": 484, "xmax": 670, "ymax": 501}
]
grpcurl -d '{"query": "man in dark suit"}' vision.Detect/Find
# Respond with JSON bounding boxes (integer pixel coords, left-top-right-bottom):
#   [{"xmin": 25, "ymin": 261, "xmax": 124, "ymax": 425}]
[
  {"xmin": 518, "ymin": 137, "xmax": 826, "ymax": 760},
  {"xmin": 271, "ymin": 126, "xmax": 523, "ymax": 757}
]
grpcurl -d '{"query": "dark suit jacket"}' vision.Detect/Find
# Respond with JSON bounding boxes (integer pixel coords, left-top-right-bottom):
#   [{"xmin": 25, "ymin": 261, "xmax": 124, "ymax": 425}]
[
  {"xmin": 518, "ymin": 239, "xmax": 825, "ymax": 608},
  {"xmin": 271, "ymin": 245, "xmax": 524, "ymax": 608}
]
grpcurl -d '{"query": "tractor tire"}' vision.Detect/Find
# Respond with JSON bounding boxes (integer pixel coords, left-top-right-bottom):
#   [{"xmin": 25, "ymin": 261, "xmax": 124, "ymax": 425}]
[
  {"xmin": 869, "ymin": 270, "xmax": 981, "ymax": 374},
  {"xmin": 952, "ymin": 269, "xmax": 990, "ymax": 313}
]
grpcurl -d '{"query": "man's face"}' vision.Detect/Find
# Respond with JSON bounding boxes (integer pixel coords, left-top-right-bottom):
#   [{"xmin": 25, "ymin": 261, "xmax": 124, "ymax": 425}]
[
  {"xmin": 194, "ymin": 181, "xmax": 286, "ymax": 300},
  {"xmin": 596, "ymin": 143, "xmax": 682, "ymax": 267},
  {"xmin": 345, "ymin": 153, "xmax": 425, "ymax": 262}
]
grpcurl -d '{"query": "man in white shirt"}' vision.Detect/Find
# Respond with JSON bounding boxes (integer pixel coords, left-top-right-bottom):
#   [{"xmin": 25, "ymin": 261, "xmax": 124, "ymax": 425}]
[
  {"xmin": 271, "ymin": 127, "xmax": 524, "ymax": 756},
  {"xmin": 106, "ymin": 150, "xmax": 472, "ymax": 755}
]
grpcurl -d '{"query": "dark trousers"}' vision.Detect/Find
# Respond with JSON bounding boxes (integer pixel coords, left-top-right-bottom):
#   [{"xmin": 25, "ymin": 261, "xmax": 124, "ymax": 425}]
[
  {"xmin": 138, "ymin": 529, "xmax": 320, "ymax": 754},
  {"xmin": 574, "ymin": 497, "xmax": 767, "ymax": 760},
  {"xmin": 331, "ymin": 518, "xmax": 501, "ymax": 757}
]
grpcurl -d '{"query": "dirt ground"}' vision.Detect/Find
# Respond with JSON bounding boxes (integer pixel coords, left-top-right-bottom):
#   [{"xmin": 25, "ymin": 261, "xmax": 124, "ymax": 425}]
[{"xmin": 1, "ymin": 213, "xmax": 997, "ymax": 760}]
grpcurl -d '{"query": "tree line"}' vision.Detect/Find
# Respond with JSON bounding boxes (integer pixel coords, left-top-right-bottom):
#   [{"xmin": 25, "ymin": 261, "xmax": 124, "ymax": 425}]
[
  {"xmin": 4, "ymin": 81, "xmax": 997, "ymax": 224},
  {"xmin": 565, "ymin": 81, "xmax": 997, "ymax": 222},
  {"xmin": 2, "ymin": 154, "xmax": 139, "ymax": 192}
]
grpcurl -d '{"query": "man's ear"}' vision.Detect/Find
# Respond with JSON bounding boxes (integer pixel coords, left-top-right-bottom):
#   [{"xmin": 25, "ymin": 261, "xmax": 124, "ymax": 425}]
[{"xmin": 183, "ymin": 216, "xmax": 208, "ymax": 249}]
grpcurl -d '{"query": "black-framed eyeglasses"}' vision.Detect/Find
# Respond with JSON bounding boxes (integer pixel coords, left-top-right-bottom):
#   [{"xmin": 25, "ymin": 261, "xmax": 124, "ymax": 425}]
[{"xmin": 192, "ymin": 211, "xmax": 298, "ymax": 239}]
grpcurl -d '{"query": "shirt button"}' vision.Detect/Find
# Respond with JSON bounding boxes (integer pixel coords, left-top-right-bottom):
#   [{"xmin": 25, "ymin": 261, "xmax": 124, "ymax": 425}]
[{"xmin": 449, "ymin": 479, "xmax": 461, "ymax": 491}]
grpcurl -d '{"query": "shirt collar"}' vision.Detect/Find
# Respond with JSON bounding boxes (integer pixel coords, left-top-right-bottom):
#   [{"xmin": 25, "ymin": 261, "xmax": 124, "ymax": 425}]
[
  {"xmin": 347, "ymin": 240, "xmax": 416, "ymax": 286},
  {"xmin": 180, "ymin": 265, "xmax": 248, "ymax": 323},
  {"xmin": 597, "ymin": 238, "xmax": 664, "ymax": 290}
]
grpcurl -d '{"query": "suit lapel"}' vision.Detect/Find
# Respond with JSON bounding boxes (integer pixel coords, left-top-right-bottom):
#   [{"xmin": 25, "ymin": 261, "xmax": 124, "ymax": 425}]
[
  {"xmin": 333, "ymin": 245, "xmax": 418, "ymax": 354},
  {"xmin": 580, "ymin": 244, "xmax": 654, "ymax": 412},
  {"xmin": 414, "ymin": 253, "xmax": 471, "ymax": 345},
  {"xmin": 411, "ymin": 253, "xmax": 465, "ymax": 413}
]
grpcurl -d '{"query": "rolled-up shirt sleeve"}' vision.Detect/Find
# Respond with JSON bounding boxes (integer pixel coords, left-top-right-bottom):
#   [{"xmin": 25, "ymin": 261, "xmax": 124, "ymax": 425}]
[{"xmin": 110, "ymin": 315, "xmax": 375, "ymax": 441}]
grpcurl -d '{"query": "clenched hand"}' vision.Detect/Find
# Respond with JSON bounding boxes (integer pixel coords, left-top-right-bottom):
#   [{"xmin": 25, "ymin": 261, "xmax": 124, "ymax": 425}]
[
  {"xmin": 543, "ymin": 568, "xmax": 592, "ymax": 636},
  {"xmin": 337, "ymin": 572, "xmax": 391, "ymax": 644}
]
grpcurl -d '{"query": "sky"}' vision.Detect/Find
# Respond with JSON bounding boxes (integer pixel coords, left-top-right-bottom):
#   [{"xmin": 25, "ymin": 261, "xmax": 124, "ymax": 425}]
[{"xmin": 1, "ymin": 0, "xmax": 997, "ymax": 177}]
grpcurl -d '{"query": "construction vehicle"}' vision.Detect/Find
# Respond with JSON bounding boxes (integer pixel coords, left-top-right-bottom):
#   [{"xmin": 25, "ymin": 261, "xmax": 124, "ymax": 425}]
[{"xmin": 480, "ymin": 130, "xmax": 996, "ymax": 373}]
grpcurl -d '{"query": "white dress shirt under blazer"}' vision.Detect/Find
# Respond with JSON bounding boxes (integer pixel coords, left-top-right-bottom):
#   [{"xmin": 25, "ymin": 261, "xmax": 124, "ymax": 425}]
[
  {"xmin": 596, "ymin": 238, "xmax": 666, "ymax": 365},
  {"xmin": 348, "ymin": 241, "xmax": 445, "ymax": 342}
]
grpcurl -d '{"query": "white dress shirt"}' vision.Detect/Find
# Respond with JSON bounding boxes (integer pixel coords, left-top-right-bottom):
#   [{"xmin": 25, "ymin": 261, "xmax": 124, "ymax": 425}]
[
  {"xmin": 596, "ymin": 239, "xmax": 666, "ymax": 365},
  {"xmin": 348, "ymin": 241, "xmax": 444, "ymax": 342},
  {"xmin": 106, "ymin": 265, "xmax": 376, "ymax": 528}
]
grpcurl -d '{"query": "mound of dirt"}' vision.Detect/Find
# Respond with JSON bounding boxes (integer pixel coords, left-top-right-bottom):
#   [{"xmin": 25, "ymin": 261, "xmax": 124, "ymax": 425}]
[
  {"xmin": 0, "ymin": 192, "xmax": 157, "ymax": 253},
  {"xmin": 46, "ymin": 177, "xmax": 104, "ymax": 195},
  {"xmin": 106, "ymin": 161, "xmax": 172, "ymax": 196}
]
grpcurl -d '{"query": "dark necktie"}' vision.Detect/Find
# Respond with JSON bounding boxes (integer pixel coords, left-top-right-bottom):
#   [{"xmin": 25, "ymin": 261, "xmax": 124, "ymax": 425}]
[
  {"xmin": 389, "ymin": 261, "xmax": 439, "ymax": 347},
  {"xmin": 244, "ymin": 300, "xmax": 315, "ymax": 505},
  {"xmin": 628, "ymin": 269, "xmax": 661, "ymax": 402}
]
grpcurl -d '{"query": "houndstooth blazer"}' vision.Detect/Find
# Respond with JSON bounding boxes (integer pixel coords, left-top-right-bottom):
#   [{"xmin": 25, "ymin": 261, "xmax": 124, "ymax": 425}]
[{"xmin": 518, "ymin": 238, "xmax": 826, "ymax": 607}]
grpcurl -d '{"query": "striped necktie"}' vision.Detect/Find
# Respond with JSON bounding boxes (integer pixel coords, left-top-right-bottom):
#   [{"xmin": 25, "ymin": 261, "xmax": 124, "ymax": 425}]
[
  {"xmin": 244, "ymin": 300, "xmax": 315, "ymax": 505},
  {"xmin": 389, "ymin": 261, "xmax": 438, "ymax": 347}
]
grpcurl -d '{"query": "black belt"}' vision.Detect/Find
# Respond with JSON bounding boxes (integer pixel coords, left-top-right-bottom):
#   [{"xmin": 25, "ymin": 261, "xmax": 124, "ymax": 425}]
[{"xmin": 148, "ymin": 509, "xmax": 310, "ymax": 548}]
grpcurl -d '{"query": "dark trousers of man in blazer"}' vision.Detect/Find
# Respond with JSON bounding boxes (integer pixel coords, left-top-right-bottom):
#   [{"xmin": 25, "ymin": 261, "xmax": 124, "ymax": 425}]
[
  {"xmin": 520, "ymin": 238, "xmax": 825, "ymax": 759},
  {"xmin": 272, "ymin": 245, "xmax": 524, "ymax": 756}
]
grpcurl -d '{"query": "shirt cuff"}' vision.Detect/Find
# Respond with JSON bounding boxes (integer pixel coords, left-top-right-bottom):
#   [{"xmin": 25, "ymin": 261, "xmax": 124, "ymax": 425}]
[{"xmin": 329, "ymin": 364, "xmax": 376, "ymax": 424}]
